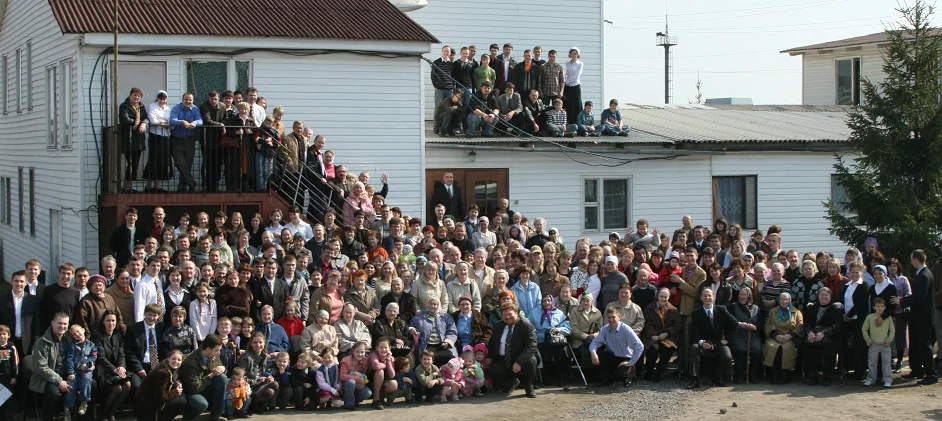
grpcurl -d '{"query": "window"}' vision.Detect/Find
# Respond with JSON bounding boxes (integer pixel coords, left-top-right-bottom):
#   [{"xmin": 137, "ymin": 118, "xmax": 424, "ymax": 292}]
[
  {"xmin": 60, "ymin": 60, "xmax": 71, "ymax": 148},
  {"xmin": 584, "ymin": 178, "xmax": 631, "ymax": 232},
  {"xmin": 712, "ymin": 176, "xmax": 757, "ymax": 230},
  {"xmin": 2, "ymin": 54, "xmax": 7, "ymax": 115},
  {"xmin": 830, "ymin": 174, "xmax": 852, "ymax": 216},
  {"xmin": 26, "ymin": 41, "xmax": 31, "ymax": 111},
  {"xmin": 45, "ymin": 66, "xmax": 56, "ymax": 147},
  {"xmin": 28, "ymin": 168, "xmax": 34, "ymax": 237},
  {"xmin": 0, "ymin": 176, "xmax": 10, "ymax": 225},
  {"xmin": 14, "ymin": 48, "xmax": 21, "ymax": 113},
  {"xmin": 185, "ymin": 60, "xmax": 251, "ymax": 98},
  {"xmin": 836, "ymin": 58, "xmax": 861, "ymax": 105},
  {"xmin": 17, "ymin": 167, "xmax": 23, "ymax": 233}
]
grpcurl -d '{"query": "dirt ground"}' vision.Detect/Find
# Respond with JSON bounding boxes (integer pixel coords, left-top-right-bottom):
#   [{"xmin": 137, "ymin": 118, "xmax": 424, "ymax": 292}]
[{"xmin": 242, "ymin": 376, "xmax": 942, "ymax": 421}]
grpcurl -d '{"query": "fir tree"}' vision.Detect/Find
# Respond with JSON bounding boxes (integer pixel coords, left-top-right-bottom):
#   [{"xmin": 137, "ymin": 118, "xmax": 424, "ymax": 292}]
[{"xmin": 826, "ymin": 1, "xmax": 942, "ymax": 264}]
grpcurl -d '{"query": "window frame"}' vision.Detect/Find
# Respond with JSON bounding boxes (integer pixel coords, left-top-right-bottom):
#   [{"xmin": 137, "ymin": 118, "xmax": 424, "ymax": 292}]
[
  {"xmin": 45, "ymin": 65, "xmax": 57, "ymax": 148},
  {"xmin": 59, "ymin": 60, "xmax": 72, "ymax": 149},
  {"xmin": 830, "ymin": 174, "xmax": 853, "ymax": 217},
  {"xmin": 26, "ymin": 41, "xmax": 32, "ymax": 111},
  {"xmin": 14, "ymin": 48, "xmax": 21, "ymax": 113},
  {"xmin": 582, "ymin": 177, "xmax": 632, "ymax": 233},
  {"xmin": 0, "ymin": 176, "xmax": 10, "ymax": 225},
  {"xmin": 835, "ymin": 57, "xmax": 861, "ymax": 106},
  {"xmin": 712, "ymin": 175, "xmax": 758, "ymax": 230},
  {"xmin": 28, "ymin": 167, "xmax": 35, "ymax": 237},
  {"xmin": 17, "ymin": 167, "xmax": 23, "ymax": 233},
  {"xmin": 2, "ymin": 54, "xmax": 7, "ymax": 115},
  {"xmin": 183, "ymin": 58, "xmax": 253, "ymax": 96}
]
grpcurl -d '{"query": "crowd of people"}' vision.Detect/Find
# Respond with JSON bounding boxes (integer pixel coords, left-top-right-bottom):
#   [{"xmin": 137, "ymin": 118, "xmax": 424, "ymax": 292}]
[
  {"xmin": 2, "ymin": 188, "xmax": 941, "ymax": 420},
  {"xmin": 430, "ymin": 43, "xmax": 630, "ymax": 138},
  {"xmin": 3, "ymin": 42, "xmax": 937, "ymax": 421}
]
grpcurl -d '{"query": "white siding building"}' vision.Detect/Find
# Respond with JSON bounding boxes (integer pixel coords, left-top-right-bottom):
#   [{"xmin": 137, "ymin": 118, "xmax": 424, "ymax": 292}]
[
  {"xmin": 782, "ymin": 31, "xmax": 899, "ymax": 106},
  {"xmin": 0, "ymin": 0, "xmax": 436, "ymax": 279},
  {"xmin": 425, "ymin": 105, "xmax": 856, "ymax": 258}
]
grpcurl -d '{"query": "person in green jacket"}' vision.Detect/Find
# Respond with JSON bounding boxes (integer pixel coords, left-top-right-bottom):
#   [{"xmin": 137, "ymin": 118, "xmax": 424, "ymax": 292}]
[
  {"xmin": 415, "ymin": 350, "xmax": 444, "ymax": 403},
  {"xmin": 179, "ymin": 334, "xmax": 227, "ymax": 421},
  {"xmin": 30, "ymin": 312, "xmax": 72, "ymax": 421},
  {"xmin": 473, "ymin": 55, "xmax": 497, "ymax": 91}
]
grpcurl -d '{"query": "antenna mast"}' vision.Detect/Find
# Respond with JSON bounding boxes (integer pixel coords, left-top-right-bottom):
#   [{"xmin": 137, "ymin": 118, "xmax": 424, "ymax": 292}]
[{"xmin": 655, "ymin": 13, "xmax": 678, "ymax": 104}]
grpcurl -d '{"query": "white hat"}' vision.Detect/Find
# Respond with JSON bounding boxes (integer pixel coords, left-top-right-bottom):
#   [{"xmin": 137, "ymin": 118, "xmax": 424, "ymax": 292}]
[{"xmin": 604, "ymin": 255, "xmax": 618, "ymax": 265}]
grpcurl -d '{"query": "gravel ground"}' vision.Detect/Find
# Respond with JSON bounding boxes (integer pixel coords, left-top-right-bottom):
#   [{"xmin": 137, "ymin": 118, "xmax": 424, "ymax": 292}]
[{"xmin": 575, "ymin": 379, "xmax": 702, "ymax": 420}]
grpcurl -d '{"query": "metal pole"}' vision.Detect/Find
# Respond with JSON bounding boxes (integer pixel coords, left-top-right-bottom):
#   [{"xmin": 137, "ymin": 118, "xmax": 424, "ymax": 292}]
[
  {"xmin": 111, "ymin": 0, "xmax": 119, "ymax": 193},
  {"xmin": 664, "ymin": 46, "xmax": 670, "ymax": 104}
]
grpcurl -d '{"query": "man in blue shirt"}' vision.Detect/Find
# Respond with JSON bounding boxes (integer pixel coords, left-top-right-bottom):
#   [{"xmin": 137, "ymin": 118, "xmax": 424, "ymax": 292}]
[
  {"xmin": 599, "ymin": 99, "xmax": 630, "ymax": 137},
  {"xmin": 169, "ymin": 92, "xmax": 204, "ymax": 193},
  {"xmin": 590, "ymin": 307, "xmax": 644, "ymax": 387}
]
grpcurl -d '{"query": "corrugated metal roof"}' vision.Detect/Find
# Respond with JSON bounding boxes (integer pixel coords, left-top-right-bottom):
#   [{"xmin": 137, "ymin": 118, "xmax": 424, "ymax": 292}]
[
  {"xmin": 48, "ymin": 0, "xmax": 438, "ymax": 43},
  {"xmin": 781, "ymin": 29, "xmax": 942, "ymax": 54},
  {"xmin": 621, "ymin": 106, "xmax": 852, "ymax": 144},
  {"xmin": 427, "ymin": 105, "xmax": 853, "ymax": 145}
]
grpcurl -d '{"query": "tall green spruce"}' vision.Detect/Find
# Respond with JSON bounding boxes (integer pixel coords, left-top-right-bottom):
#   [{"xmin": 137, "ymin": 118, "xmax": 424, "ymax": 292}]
[{"xmin": 826, "ymin": 1, "xmax": 942, "ymax": 263}]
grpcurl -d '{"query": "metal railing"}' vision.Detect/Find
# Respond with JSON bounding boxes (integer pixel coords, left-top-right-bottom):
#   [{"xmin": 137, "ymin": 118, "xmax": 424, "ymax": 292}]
[{"xmin": 102, "ymin": 124, "xmax": 340, "ymax": 225}]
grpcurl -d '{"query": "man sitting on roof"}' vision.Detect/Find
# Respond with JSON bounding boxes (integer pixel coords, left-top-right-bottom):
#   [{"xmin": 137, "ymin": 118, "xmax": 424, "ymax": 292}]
[{"xmin": 599, "ymin": 99, "xmax": 630, "ymax": 137}]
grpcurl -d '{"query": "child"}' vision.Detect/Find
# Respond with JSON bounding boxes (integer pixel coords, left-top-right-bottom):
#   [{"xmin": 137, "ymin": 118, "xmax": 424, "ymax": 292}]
[
  {"xmin": 569, "ymin": 259, "xmax": 589, "ymax": 298},
  {"xmin": 315, "ymin": 350, "xmax": 343, "ymax": 409},
  {"xmin": 862, "ymin": 297, "xmax": 895, "ymax": 388},
  {"xmin": 190, "ymin": 284, "xmax": 218, "ymax": 341},
  {"xmin": 230, "ymin": 316, "xmax": 243, "ymax": 349},
  {"xmin": 225, "ymin": 367, "xmax": 252, "ymax": 419},
  {"xmin": 339, "ymin": 341, "xmax": 372, "ymax": 410},
  {"xmin": 658, "ymin": 252, "xmax": 683, "ymax": 307},
  {"xmin": 0, "ymin": 325, "xmax": 19, "ymax": 417},
  {"xmin": 368, "ymin": 338, "xmax": 396, "ymax": 410},
  {"xmin": 575, "ymin": 101, "xmax": 600, "ymax": 137},
  {"xmin": 473, "ymin": 343, "xmax": 492, "ymax": 390},
  {"xmin": 196, "ymin": 212, "xmax": 211, "ymax": 238},
  {"xmin": 391, "ymin": 356, "xmax": 415, "ymax": 404},
  {"xmin": 217, "ymin": 317, "xmax": 240, "ymax": 373},
  {"xmin": 290, "ymin": 353, "xmax": 317, "ymax": 409},
  {"xmin": 239, "ymin": 318, "xmax": 255, "ymax": 352},
  {"xmin": 415, "ymin": 350, "xmax": 443, "ymax": 404},
  {"xmin": 439, "ymin": 357, "xmax": 464, "ymax": 402},
  {"xmin": 276, "ymin": 300, "xmax": 305, "ymax": 338},
  {"xmin": 65, "ymin": 325, "xmax": 98, "ymax": 415},
  {"xmin": 272, "ymin": 352, "xmax": 293, "ymax": 410},
  {"xmin": 238, "ymin": 332, "xmax": 276, "ymax": 413},
  {"xmin": 544, "ymin": 98, "xmax": 574, "ymax": 137},
  {"xmin": 460, "ymin": 346, "xmax": 485, "ymax": 397}
]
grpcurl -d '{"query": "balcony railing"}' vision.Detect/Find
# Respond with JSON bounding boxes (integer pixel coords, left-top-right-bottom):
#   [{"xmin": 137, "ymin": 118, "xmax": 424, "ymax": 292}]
[{"xmin": 101, "ymin": 124, "xmax": 339, "ymax": 225}]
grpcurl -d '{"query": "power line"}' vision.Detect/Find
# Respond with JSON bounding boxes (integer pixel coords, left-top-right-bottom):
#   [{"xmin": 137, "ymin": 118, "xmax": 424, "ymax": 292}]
[
  {"xmin": 612, "ymin": 0, "xmax": 850, "ymax": 22},
  {"xmin": 609, "ymin": 22, "xmax": 884, "ymax": 34}
]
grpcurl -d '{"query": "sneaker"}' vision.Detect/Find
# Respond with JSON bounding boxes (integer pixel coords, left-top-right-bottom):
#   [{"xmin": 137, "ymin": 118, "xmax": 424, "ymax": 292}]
[
  {"xmin": 863, "ymin": 379, "xmax": 875, "ymax": 386},
  {"xmin": 78, "ymin": 402, "xmax": 87, "ymax": 416},
  {"xmin": 883, "ymin": 381, "xmax": 892, "ymax": 388}
]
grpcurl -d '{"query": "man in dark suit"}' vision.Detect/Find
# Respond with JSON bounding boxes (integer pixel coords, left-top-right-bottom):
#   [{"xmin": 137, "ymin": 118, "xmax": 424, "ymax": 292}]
[
  {"xmin": 687, "ymin": 288, "xmax": 738, "ymax": 389},
  {"xmin": 896, "ymin": 249, "xmax": 938, "ymax": 384},
  {"xmin": 0, "ymin": 270, "xmax": 38, "ymax": 356},
  {"xmin": 487, "ymin": 303, "xmax": 538, "ymax": 398},
  {"xmin": 125, "ymin": 303, "xmax": 167, "ymax": 389},
  {"xmin": 250, "ymin": 259, "xmax": 289, "ymax": 321},
  {"xmin": 430, "ymin": 172, "xmax": 464, "ymax": 222},
  {"xmin": 109, "ymin": 207, "xmax": 148, "ymax": 268},
  {"xmin": 686, "ymin": 225, "xmax": 707, "ymax": 254}
]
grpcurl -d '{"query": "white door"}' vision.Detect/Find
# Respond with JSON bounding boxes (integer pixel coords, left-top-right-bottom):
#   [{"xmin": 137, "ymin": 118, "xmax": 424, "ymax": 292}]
[{"xmin": 114, "ymin": 61, "xmax": 168, "ymax": 180}]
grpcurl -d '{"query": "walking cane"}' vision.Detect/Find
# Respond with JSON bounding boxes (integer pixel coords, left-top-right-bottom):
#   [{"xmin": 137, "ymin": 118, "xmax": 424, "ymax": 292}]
[{"xmin": 746, "ymin": 329, "xmax": 752, "ymax": 383}]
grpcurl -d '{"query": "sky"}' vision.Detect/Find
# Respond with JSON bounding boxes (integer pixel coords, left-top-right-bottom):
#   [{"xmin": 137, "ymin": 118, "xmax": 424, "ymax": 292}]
[{"xmin": 604, "ymin": 0, "xmax": 899, "ymax": 105}]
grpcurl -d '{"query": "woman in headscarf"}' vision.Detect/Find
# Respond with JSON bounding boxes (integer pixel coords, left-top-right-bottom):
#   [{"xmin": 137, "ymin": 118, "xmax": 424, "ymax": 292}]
[
  {"xmin": 640, "ymin": 288, "xmax": 681, "ymax": 383},
  {"xmin": 529, "ymin": 293, "xmax": 572, "ymax": 389},
  {"xmin": 763, "ymin": 292, "xmax": 803, "ymax": 384},
  {"xmin": 300, "ymin": 309, "xmax": 339, "ymax": 366},
  {"xmin": 729, "ymin": 287, "xmax": 762, "ymax": 384},
  {"xmin": 568, "ymin": 292, "xmax": 602, "ymax": 373},
  {"xmin": 409, "ymin": 297, "xmax": 458, "ymax": 367},
  {"xmin": 118, "ymin": 87, "xmax": 148, "ymax": 193},
  {"xmin": 802, "ymin": 287, "xmax": 843, "ymax": 386},
  {"xmin": 369, "ymin": 302, "xmax": 413, "ymax": 358}
]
